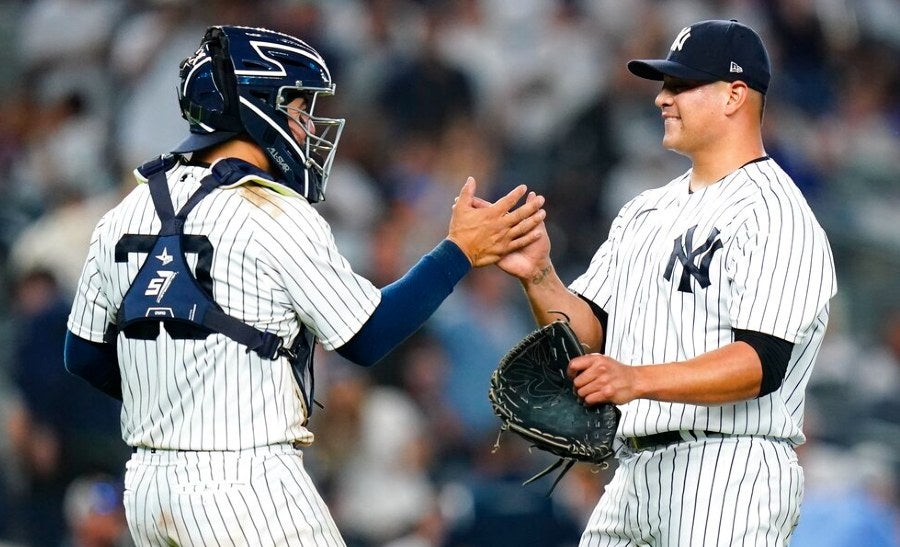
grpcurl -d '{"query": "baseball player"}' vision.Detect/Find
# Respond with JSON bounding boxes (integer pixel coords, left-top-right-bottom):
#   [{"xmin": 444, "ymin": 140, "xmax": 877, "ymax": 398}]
[
  {"xmin": 63, "ymin": 26, "xmax": 545, "ymax": 546},
  {"xmin": 492, "ymin": 20, "xmax": 836, "ymax": 545}
]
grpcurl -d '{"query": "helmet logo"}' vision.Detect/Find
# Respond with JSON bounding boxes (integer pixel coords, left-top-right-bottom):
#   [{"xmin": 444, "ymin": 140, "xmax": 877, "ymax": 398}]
[{"xmin": 235, "ymin": 41, "xmax": 331, "ymax": 83}]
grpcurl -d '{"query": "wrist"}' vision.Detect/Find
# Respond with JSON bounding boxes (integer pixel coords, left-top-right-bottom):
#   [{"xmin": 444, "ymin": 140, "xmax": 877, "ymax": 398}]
[
  {"xmin": 633, "ymin": 362, "xmax": 675, "ymax": 401},
  {"xmin": 444, "ymin": 236, "xmax": 473, "ymax": 266},
  {"xmin": 520, "ymin": 260, "xmax": 555, "ymax": 287},
  {"xmin": 432, "ymin": 239, "xmax": 473, "ymax": 285}
]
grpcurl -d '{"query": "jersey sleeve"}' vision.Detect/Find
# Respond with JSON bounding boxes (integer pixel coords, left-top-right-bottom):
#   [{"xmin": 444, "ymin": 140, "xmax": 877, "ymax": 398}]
[
  {"xmin": 725, "ymin": 198, "xmax": 836, "ymax": 343},
  {"xmin": 67, "ymin": 216, "xmax": 115, "ymax": 343},
  {"xmin": 256, "ymin": 201, "xmax": 381, "ymax": 351},
  {"xmin": 568, "ymin": 196, "xmax": 639, "ymax": 308}
]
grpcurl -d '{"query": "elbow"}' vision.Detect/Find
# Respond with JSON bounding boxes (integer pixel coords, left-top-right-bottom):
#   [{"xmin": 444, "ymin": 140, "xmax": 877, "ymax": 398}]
[
  {"xmin": 63, "ymin": 333, "xmax": 88, "ymax": 379},
  {"xmin": 335, "ymin": 343, "xmax": 381, "ymax": 368}
]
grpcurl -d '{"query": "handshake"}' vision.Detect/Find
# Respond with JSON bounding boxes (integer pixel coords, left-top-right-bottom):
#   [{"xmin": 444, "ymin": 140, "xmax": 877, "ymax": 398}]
[{"xmin": 446, "ymin": 176, "xmax": 550, "ymax": 276}]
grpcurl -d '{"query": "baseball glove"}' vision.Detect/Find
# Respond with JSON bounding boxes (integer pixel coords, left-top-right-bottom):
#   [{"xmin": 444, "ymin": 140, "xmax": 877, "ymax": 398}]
[{"xmin": 489, "ymin": 319, "xmax": 620, "ymax": 494}]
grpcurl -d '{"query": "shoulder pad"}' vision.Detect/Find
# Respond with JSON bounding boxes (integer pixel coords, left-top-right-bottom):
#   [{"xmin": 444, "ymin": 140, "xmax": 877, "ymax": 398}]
[{"xmin": 134, "ymin": 154, "xmax": 181, "ymax": 184}]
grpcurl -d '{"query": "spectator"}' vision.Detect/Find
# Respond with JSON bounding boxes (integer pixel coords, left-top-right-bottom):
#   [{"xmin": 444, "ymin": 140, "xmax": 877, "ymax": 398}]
[
  {"xmin": 61, "ymin": 474, "xmax": 131, "ymax": 547},
  {"xmin": 6, "ymin": 270, "xmax": 127, "ymax": 546}
]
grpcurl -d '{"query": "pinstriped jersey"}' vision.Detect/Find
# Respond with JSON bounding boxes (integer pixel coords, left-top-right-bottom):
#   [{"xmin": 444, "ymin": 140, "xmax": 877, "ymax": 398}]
[
  {"xmin": 68, "ymin": 161, "xmax": 381, "ymax": 450},
  {"xmin": 569, "ymin": 158, "xmax": 836, "ymax": 445}
]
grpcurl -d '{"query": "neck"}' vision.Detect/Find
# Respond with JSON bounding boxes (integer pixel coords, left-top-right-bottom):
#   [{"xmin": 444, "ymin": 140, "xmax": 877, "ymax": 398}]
[
  {"xmin": 192, "ymin": 136, "xmax": 272, "ymax": 173},
  {"xmin": 689, "ymin": 134, "xmax": 765, "ymax": 191}
]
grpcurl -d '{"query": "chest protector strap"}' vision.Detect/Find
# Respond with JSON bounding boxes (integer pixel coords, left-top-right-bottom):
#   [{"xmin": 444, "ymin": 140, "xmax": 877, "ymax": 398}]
[{"xmin": 114, "ymin": 155, "xmax": 317, "ymax": 414}]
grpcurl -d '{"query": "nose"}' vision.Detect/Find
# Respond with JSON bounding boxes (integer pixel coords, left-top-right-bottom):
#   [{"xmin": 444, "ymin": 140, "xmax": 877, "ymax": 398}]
[
  {"xmin": 291, "ymin": 113, "xmax": 316, "ymax": 139},
  {"xmin": 655, "ymin": 87, "xmax": 673, "ymax": 109}
]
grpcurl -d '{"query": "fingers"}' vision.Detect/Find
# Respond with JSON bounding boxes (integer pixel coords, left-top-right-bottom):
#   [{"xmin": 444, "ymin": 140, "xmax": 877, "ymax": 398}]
[
  {"xmin": 455, "ymin": 176, "xmax": 476, "ymax": 206},
  {"xmin": 492, "ymin": 184, "xmax": 529, "ymax": 212},
  {"xmin": 506, "ymin": 227, "xmax": 544, "ymax": 251},
  {"xmin": 566, "ymin": 355, "xmax": 634, "ymax": 405},
  {"xmin": 505, "ymin": 206, "xmax": 546, "ymax": 240},
  {"xmin": 567, "ymin": 355, "xmax": 594, "ymax": 380},
  {"xmin": 449, "ymin": 177, "xmax": 549, "ymax": 267},
  {"xmin": 507, "ymin": 193, "xmax": 546, "ymax": 227},
  {"xmin": 457, "ymin": 179, "xmax": 539, "ymax": 216},
  {"xmin": 471, "ymin": 196, "xmax": 491, "ymax": 209}
]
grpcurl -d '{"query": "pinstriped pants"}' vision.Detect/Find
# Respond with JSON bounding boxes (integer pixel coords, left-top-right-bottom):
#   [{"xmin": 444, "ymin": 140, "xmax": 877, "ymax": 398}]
[
  {"xmin": 580, "ymin": 436, "xmax": 803, "ymax": 547},
  {"xmin": 124, "ymin": 445, "xmax": 345, "ymax": 546}
]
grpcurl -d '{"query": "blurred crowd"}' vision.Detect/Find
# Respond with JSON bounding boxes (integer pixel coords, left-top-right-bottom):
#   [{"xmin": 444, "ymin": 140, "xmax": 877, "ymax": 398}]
[{"xmin": 0, "ymin": 0, "xmax": 897, "ymax": 545}]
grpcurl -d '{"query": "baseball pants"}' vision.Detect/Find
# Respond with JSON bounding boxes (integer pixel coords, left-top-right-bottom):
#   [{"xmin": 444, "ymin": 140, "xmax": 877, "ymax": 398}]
[
  {"xmin": 580, "ymin": 436, "xmax": 803, "ymax": 546},
  {"xmin": 124, "ymin": 444, "xmax": 345, "ymax": 546}
]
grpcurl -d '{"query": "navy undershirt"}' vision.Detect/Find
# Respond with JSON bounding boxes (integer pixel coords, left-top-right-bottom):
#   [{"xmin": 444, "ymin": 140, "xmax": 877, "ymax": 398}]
[{"xmin": 337, "ymin": 238, "xmax": 471, "ymax": 366}]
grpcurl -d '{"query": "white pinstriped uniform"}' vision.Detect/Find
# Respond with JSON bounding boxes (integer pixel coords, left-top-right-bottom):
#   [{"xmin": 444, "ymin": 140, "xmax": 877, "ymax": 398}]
[
  {"xmin": 569, "ymin": 158, "xmax": 836, "ymax": 546},
  {"xmin": 68, "ymin": 161, "xmax": 380, "ymax": 545}
]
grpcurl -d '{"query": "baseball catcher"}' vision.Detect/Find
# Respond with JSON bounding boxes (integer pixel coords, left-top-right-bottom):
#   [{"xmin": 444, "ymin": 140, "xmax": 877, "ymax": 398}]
[{"xmin": 489, "ymin": 318, "xmax": 620, "ymax": 494}]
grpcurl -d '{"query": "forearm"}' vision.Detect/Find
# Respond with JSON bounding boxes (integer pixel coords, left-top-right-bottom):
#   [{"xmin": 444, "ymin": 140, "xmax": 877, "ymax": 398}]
[
  {"xmin": 634, "ymin": 341, "xmax": 762, "ymax": 405},
  {"xmin": 336, "ymin": 239, "xmax": 470, "ymax": 366},
  {"xmin": 520, "ymin": 261, "xmax": 603, "ymax": 352}
]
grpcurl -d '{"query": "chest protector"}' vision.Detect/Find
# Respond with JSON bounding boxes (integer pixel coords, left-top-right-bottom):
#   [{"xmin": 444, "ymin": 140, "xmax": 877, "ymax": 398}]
[{"xmin": 112, "ymin": 155, "xmax": 317, "ymax": 416}]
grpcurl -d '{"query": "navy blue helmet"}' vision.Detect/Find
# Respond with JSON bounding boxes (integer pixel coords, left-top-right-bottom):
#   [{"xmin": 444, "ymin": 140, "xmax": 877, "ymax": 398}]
[{"xmin": 174, "ymin": 26, "xmax": 344, "ymax": 202}]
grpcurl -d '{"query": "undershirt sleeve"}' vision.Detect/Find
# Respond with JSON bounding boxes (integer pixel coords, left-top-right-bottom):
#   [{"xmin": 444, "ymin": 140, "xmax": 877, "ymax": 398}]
[
  {"xmin": 732, "ymin": 328, "xmax": 794, "ymax": 397},
  {"xmin": 64, "ymin": 331, "xmax": 122, "ymax": 401},
  {"xmin": 336, "ymin": 239, "xmax": 471, "ymax": 366}
]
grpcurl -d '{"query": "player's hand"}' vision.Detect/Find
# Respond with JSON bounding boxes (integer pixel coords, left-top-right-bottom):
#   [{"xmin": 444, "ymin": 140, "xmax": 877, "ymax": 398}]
[
  {"xmin": 470, "ymin": 191, "xmax": 551, "ymax": 281},
  {"xmin": 567, "ymin": 353, "xmax": 639, "ymax": 405},
  {"xmin": 496, "ymin": 199, "xmax": 551, "ymax": 280},
  {"xmin": 448, "ymin": 177, "xmax": 546, "ymax": 267}
]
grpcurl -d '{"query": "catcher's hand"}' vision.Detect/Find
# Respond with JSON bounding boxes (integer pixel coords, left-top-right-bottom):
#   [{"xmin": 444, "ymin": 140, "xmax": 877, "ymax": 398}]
[{"xmin": 488, "ymin": 319, "xmax": 620, "ymax": 494}]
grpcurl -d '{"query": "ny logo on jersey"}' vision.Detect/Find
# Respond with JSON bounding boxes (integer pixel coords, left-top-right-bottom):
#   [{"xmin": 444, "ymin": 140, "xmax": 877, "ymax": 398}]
[
  {"xmin": 145, "ymin": 270, "xmax": 178, "ymax": 303},
  {"xmin": 664, "ymin": 225, "xmax": 723, "ymax": 293}
]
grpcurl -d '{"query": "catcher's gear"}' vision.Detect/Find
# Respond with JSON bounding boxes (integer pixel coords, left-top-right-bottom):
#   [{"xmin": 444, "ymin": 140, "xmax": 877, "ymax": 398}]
[
  {"xmin": 174, "ymin": 26, "xmax": 344, "ymax": 202},
  {"xmin": 489, "ymin": 319, "xmax": 620, "ymax": 494}
]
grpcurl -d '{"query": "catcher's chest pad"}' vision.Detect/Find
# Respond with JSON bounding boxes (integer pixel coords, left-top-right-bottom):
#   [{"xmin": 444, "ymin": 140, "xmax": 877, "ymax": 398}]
[
  {"xmin": 117, "ymin": 231, "xmax": 217, "ymax": 339},
  {"xmin": 117, "ymin": 156, "xmax": 238, "ymax": 340},
  {"xmin": 113, "ymin": 155, "xmax": 318, "ymax": 416}
]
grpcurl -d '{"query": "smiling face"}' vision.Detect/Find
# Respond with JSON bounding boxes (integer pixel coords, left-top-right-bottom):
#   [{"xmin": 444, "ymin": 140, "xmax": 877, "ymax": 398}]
[{"xmin": 654, "ymin": 77, "xmax": 732, "ymax": 158}]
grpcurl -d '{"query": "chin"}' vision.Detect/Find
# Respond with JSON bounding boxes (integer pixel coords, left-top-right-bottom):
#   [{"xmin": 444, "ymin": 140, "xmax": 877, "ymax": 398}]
[{"xmin": 661, "ymin": 134, "xmax": 680, "ymax": 151}]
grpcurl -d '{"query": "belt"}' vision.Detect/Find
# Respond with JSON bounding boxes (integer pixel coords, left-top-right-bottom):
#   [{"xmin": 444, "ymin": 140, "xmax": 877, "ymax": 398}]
[
  {"xmin": 131, "ymin": 440, "xmax": 305, "ymax": 454},
  {"xmin": 626, "ymin": 430, "xmax": 725, "ymax": 451}
]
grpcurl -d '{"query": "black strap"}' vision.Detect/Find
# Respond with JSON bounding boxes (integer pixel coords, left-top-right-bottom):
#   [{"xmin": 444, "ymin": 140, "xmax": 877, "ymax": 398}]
[
  {"xmin": 147, "ymin": 168, "xmax": 223, "ymax": 236},
  {"xmin": 203, "ymin": 309, "xmax": 284, "ymax": 360},
  {"xmin": 145, "ymin": 158, "xmax": 177, "ymax": 231},
  {"xmin": 140, "ymin": 161, "xmax": 287, "ymax": 361},
  {"xmin": 626, "ymin": 430, "xmax": 723, "ymax": 451},
  {"xmin": 179, "ymin": 96, "xmax": 244, "ymax": 133}
]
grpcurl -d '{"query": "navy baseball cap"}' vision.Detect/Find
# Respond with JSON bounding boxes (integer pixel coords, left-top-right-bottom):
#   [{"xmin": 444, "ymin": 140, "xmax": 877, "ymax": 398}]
[{"xmin": 628, "ymin": 19, "xmax": 771, "ymax": 94}]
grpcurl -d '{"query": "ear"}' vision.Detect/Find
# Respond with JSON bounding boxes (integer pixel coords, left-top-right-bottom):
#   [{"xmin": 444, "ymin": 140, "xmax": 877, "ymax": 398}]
[{"xmin": 724, "ymin": 81, "xmax": 749, "ymax": 115}]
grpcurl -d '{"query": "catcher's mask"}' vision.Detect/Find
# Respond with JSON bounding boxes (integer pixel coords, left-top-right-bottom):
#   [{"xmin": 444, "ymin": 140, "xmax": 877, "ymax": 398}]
[{"xmin": 173, "ymin": 25, "xmax": 345, "ymax": 203}]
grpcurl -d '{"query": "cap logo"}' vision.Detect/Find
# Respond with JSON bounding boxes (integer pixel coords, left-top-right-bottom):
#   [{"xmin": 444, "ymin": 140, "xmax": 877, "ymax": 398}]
[
  {"xmin": 671, "ymin": 27, "xmax": 691, "ymax": 52},
  {"xmin": 730, "ymin": 61, "xmax": 743, "ymax": 73}
]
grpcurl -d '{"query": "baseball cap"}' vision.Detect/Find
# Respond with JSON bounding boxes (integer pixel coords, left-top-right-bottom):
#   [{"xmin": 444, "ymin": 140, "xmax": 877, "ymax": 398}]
[{"xmin": 628, "ymin": 19, "xmax": 771, "ymax": 94}]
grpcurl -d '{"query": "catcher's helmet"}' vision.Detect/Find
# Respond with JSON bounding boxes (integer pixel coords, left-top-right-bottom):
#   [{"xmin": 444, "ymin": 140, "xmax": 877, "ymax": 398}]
[{"xmin": 173, "ymin": 26, "xmax": 344, "ymax": 202}]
